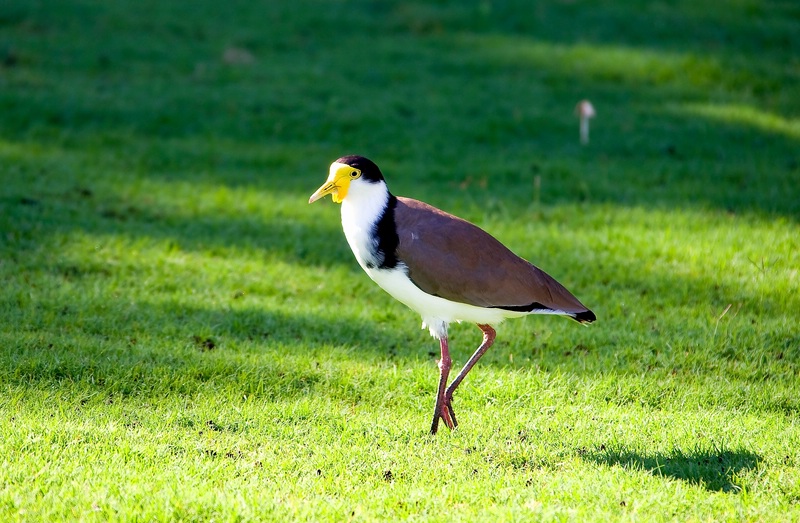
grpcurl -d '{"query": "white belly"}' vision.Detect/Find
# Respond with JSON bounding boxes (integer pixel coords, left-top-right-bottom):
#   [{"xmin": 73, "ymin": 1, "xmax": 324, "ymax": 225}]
[{"xmin": 364, "ymin": 265, "xmax": 525, "ymax": 339}]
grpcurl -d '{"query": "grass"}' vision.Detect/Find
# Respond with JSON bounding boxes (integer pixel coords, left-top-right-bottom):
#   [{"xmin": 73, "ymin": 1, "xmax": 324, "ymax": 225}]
[{"xmin": 1, "ymin": 0, "xmax": 799, "ymax": 520}]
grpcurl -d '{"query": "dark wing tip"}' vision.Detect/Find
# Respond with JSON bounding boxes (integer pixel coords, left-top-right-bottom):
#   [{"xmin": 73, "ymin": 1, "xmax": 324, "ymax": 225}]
[{"xmin": 573, "ymin": 310, "xmax": 597, "ymax": 324}]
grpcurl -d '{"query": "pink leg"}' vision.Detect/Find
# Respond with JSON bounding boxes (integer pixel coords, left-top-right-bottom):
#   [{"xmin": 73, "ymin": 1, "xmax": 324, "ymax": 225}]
[
  {"xmin": 430, "ymin": 336, "xmax": 455, "ymax": 435},
  {"xmin": 444, "ymin": 324, "xmax": 496, "ymax": 419}
]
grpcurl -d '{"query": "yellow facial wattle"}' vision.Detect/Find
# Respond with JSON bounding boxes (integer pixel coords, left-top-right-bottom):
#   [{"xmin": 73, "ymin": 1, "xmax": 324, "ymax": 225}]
[
  {"xmin": 308, "ymin": 162, "xmax": 362, "ymax": 204},
  {"xmin": 331, "ymin": 185, "xmax": 345, "ymax": 203}
]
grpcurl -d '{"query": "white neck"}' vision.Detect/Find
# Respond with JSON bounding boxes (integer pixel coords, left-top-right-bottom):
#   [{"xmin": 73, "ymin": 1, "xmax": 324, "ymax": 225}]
[{"xmin": 340, "ymin": 179, "xmax": 390, "ymax": 270}]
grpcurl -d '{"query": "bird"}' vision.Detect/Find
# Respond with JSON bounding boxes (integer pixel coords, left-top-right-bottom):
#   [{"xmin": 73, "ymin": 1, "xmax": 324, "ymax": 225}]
[{"xmin": 309, "ymin": 155, "xmax": 595, "ymax": 434}]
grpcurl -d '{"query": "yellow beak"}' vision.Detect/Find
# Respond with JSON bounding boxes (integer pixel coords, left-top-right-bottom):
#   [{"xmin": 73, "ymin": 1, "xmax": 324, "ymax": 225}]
[
  {"xmin": 308, "ymin": 180, "xmax": 338, "ymax": 204},
  {"xmin": 308, "ymin": 162, "xmax": 357, "ymax": 204}
]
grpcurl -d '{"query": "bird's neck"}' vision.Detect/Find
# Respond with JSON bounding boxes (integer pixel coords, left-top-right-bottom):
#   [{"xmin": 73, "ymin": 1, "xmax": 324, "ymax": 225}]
[
  {"xmin": 341, "ymin": 181, "xmax": 390, "ymax": 231},
  {"xmin": 341, "ymin": 182, "xmax": 394, "ymax": 271}
]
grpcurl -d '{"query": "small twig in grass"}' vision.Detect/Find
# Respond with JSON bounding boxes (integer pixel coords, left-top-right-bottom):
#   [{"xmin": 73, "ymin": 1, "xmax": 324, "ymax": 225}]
[
  {"xmin": 713, "ymin": 304, "xmax": 733, "ymax": 339},
  {"xmin": 746, "ymin": 256, "xmax": 767, "ymax": 276}
]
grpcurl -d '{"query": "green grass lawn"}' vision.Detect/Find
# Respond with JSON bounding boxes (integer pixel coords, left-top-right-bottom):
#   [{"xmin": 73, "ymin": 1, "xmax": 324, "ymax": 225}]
[{"xmin": 2, "ymin": 0, "xmax": 799, "ymax": 520}]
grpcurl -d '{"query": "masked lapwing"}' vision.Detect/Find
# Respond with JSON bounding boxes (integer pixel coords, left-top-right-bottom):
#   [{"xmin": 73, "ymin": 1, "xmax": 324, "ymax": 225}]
[{"xmin": 309, "ymin": 156, "xmax": 595, "ymax": 434}]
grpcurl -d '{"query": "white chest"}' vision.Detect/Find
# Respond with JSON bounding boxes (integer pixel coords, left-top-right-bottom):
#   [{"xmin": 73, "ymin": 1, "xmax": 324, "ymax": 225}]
[
  {"xmin": 339, "ymin": 186, "xmax": 517, "ymax": 339},
  {"xmin": 340, "ymin": 185, "xmax": 388, "ymax": 271}
]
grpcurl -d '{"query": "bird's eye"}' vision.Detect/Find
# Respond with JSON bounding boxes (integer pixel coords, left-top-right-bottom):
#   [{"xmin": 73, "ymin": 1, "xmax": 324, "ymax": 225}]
[{"xmin": 350, "ymin": 171, "xmax": 358, "ymax": 178}]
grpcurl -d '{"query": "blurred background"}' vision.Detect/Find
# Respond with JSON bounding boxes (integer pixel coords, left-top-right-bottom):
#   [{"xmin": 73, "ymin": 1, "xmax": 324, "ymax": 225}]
[{"xmin": 2, "ymin": 0, "xmax": 798, "ymax": 212}]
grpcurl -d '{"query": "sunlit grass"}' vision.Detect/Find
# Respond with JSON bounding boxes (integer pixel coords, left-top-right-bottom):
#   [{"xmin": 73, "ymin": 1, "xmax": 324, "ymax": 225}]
[
  {"xmin": 3, "ymin": 158, "xmax": 799, "ymax": 520},
  {"xmin": 456, "ymin": 34, "xmax": 727, "ymax": 89},
  {"xmin": 677, "ymin": 102, "xmax": 800, "ymax": 140}
]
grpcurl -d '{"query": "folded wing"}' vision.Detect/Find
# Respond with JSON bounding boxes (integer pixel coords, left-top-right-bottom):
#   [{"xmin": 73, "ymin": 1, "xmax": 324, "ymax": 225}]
[{"xmin": 394, "ymin": 197, "xmax": 594, "ymax": 322}]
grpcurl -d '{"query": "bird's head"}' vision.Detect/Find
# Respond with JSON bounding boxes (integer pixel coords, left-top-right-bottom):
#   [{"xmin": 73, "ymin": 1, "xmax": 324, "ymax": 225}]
[{"xmin": 308, "ymin": 155, "xmax": 385, "ymax": 204}]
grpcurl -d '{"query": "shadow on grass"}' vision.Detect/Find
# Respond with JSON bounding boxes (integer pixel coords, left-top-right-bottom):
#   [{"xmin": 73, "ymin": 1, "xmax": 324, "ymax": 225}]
[
  {"xmin": 0, "ymin": 300, "xmax": 422, "ymax": 400},
  {"xmin": 0, "ymin": 175, "xmax": 355, "ymax": 270},
  {"xmin": 584, "ymin": 446, "xmax": 761, "ymax": 493}
]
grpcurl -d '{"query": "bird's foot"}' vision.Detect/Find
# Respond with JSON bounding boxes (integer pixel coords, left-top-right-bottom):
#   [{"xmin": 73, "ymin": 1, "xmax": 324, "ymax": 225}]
[
  {"xmin": 430, "ymin": 397, "xmax": 458, "ymax": 435},
  {"xmin": 446, "ymin": 399, "xmax": 458, "ymax": 429}
]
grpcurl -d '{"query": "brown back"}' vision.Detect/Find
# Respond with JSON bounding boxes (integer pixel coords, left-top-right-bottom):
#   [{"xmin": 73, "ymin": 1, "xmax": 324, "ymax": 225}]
[{"xmin": 394, "ymin": 197, "xmax": 590, "ymax": 314}]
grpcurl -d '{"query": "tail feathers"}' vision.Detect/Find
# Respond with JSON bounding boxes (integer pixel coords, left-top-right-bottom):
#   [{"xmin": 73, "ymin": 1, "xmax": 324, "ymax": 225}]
[
  {"xmin": 572, "ymin": 309, "xmax": 597, "ymax": 324},
  {"xmin": 494, "ymin": 301, "xmax": 596, "ymax": 324}
]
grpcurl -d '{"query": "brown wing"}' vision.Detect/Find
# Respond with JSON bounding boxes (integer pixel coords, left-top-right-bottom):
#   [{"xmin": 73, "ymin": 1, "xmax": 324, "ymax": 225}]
[{"xmin": 394, "ymin": 197, "xmax": 592, "ymax": 317}]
